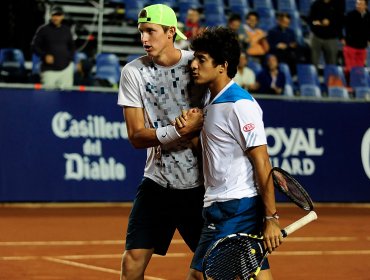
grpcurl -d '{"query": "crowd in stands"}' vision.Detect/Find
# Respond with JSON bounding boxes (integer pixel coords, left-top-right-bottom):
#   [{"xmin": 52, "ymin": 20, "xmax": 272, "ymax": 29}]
[
  {"xmin": 173, "ymin": 0, "xmax": 370, "ymax": 99},
  {"xmin": 0, "ymin": 0, "xmax": 370, "ymax": 99}
]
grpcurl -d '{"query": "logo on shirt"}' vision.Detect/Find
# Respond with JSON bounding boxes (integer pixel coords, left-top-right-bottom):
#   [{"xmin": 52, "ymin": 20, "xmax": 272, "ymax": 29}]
[{"xmin": 243, "ymin": 123, "xmax": 255, "ymax": 132}]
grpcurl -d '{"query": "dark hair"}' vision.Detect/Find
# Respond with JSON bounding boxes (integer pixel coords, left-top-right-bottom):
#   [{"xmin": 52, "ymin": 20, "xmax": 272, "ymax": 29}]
[
  {"xmin": 190, "ymin": 27, "xmax": 240, "ymax": 78},
  {"xmin": 246, "ymin": 11, "xmax": 259, "ymax": 20},
  {"xmin": 228, "ymin": 13, "xmax": 242, "ymax": 23}
]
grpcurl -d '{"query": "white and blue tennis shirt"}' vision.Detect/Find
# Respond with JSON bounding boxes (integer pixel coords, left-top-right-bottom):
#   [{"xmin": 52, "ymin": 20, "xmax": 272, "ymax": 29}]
[{"xmin": 201, "ymin": 81, "xmax": 267, "ymax": 207}]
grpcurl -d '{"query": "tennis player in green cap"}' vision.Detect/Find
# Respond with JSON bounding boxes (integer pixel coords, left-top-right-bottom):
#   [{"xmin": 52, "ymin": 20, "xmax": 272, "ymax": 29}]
[{"xmin": 117, "ymin": 4, "xmax": 206, "ymax": 280}]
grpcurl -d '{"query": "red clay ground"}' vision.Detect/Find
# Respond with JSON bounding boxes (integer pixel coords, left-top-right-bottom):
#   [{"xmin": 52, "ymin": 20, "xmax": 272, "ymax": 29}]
[{"xmin": 0, "ymin": 203, "xmax": 369, "ymax": 280}]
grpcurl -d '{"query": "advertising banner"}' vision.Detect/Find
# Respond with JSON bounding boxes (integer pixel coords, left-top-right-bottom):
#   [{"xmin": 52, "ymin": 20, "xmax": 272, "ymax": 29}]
[
  {"xmin": 0, "ymin": 88, "xmax": 369, "ymax": 202},
  {"xmin": 0, "ymin": 88, "xmax": 146, "ymax": 202}
]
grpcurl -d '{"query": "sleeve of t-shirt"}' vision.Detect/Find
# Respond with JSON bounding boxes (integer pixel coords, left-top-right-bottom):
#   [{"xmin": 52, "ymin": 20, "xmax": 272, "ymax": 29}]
[
  {"xmin": 229, "ymin": 99, "xmax": 267, "ymax": 151},
  {"xmin": 117, "ymin": 63, "xmax": 143, "ymax": 108}
]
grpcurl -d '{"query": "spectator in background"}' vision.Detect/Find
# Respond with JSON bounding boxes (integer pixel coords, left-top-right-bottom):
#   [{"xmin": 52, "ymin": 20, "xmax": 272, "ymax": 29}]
[
  {"xmin": 177, "ymin": 8, "xmax": 204, "ymax": 50},
  {"xmin": 243, "ymin": 11, "xmax": 270, "ymax": 63},
  {"xmin": 267, "ymin": 12, "xmax": 298, "ymax": 75},
  {"xmin": 234, "ymin": 52, "xmax": 256, "ymax": 91},
  {"xmin": 227, "ymin": 14, "xmax": 248, "ymax": 49},
  {"xmin": 342, "ymin": 0, "xmax": 370, "ymax": 74},
  {"xmin": 252, "ymin": 54, "xmax": 286, "ymax": 95},
  {"xmin": 31, "ymin": 6, "xmax": 75, "ymax": 89},
  {"xmin": 184, "ymin": 8, "xmax": 203, "ymax": 40},
  {"xmin": 308, "ymin": 0, "xmax": 343, "ymax": 68}
]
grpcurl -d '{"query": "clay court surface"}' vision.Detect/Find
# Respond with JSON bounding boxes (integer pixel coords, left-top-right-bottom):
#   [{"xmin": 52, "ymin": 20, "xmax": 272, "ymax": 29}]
[{"xmin": 0, "ymin": 203, "xmax": 369, "ymax": 280}]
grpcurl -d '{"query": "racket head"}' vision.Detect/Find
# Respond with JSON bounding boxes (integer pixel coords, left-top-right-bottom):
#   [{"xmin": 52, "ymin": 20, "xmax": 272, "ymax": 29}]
[
  {"xmin": 271, "ymin": 167, "xmax": 314, "ymax": 211},
  {"xmin": 202, "ymin": 233, "xmax": 268, "ymax": 280}
]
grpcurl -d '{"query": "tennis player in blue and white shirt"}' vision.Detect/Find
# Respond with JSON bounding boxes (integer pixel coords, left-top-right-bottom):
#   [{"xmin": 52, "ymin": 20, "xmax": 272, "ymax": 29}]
[{"xmin": 178, "ymin": 27, "xmax": 283, "ymax": 280}]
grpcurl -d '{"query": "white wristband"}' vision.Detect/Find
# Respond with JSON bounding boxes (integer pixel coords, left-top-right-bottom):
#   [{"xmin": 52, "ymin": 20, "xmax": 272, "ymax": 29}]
[{"xmin": 156, "ymin": 125, "xmax": 181, "ymax": 145}]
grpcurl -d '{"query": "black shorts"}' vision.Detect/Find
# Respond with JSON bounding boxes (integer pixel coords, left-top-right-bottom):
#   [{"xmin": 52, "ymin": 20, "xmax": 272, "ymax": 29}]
[{"xmin": 125, "ymin": 177, "xmax": 205, "ymax": 255}]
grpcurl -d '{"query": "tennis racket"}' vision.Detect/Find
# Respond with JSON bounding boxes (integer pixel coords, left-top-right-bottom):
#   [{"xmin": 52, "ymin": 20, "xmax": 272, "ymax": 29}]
[{"xmin": 202, "ymin": 168, "xmax": 317, "ymax": 280}]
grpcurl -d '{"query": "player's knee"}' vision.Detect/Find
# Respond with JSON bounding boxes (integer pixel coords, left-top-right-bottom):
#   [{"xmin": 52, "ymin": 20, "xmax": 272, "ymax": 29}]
[{"xmin": 121, "ymin": 251, "xmax": 145, "ymax": 280}]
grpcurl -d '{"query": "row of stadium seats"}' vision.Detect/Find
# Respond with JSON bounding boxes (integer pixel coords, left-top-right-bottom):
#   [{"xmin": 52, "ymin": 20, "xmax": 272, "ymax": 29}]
[
  {"xmin": 1, "ymin": 47, "xmax": 369, "ymax": 99},
  {"xmin": 284, "ymin": 63, "xmax": 370, "ymax": 99},
  {"xmin": 115, "ymin": 0, "xmax": 358, "ymax": 20},
  {"xmin": 0, "ymin": 48, "xmax": 121, "ymax": 87}
]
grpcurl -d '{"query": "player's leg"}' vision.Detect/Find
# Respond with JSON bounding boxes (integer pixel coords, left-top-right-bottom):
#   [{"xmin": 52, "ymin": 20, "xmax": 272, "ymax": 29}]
[
  {"xmin": 121, "ymin": 248, "xmax": 153, "ymax": 280},
  {"xmin": 175, "ymin": 186, "xmax": 204, "ymax": 280},
  {"xmin": 120, "ymin": 178, "xmax": 177, "ymax": 279}
]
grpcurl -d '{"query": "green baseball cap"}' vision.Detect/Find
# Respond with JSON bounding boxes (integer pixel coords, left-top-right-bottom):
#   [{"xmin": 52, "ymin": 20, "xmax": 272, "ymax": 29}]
[{"xmin": 138, "ymin": 4, "xmax": 187, "ymax": 41}]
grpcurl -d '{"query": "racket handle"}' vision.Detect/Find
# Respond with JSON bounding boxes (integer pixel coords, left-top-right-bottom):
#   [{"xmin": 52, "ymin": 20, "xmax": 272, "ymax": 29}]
[{"xmin": 281, "ymin": 211, "xmax": 318, "ymax": 238}]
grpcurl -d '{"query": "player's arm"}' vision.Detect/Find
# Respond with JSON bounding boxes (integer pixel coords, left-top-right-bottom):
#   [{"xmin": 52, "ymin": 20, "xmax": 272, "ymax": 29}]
[
  {"xmin": 247, "ymin": 145, "xmax": 283, "ymax": 252},
  {"xmin": 123, "ymin": 106, "xmax": 158, "ymax": 149},
  {"xmin": 124, "ymin": 106, "xmax": 203, "ymax": 149}
]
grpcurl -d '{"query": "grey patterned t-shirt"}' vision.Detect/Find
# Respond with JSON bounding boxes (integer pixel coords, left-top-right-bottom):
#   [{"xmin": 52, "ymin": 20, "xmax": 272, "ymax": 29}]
[{"xmin": 118, "ymin": 50, "xmax": 204, "ymax": 189}]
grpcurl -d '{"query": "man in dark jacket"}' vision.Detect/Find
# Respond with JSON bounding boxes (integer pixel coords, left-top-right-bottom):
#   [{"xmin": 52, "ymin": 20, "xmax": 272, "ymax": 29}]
[
  {"xmin": 309, "ymin": 0, "xmax": 343, "ymax": 68},
  {"xmin": 343, "ymin": 0, "xmax": 370, "ymax": 73},
  {"xmin": 31, "ymin": 6, "xmax": 75, "ymax": 88}
]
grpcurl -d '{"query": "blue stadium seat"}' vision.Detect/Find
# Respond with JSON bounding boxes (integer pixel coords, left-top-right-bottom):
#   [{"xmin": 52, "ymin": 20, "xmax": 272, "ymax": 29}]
[
  {"xmin": 252, "ymin": 0, "xmax": 273, "ymax": 9},
  {"xmin": 277, "ymin": 0, "xmax": 297, "ymax": 11},
  {"xmin": 204, "ymin": 2, "xmax": 225, "ymax": 14},
  {"xmin": 148, "ymin": 0, "xmax": 177, "ymax": 8},
  {"xmin": 178, "ymin": 0, "xmax": 202, "ymax": 22},
  {"xmin": 298, "ymin": 0, "xmax": 314, "ymax": 17},
  {"xmin": 256, "ymin": 8, "xmax": 276, "ymax": 32},
  {"xmin": 31, "ymin": 53, "xmax": 41, "ymax": 76},
  {"xmin": 248, "ymin": 60, "xmax": 262, "ymax": 75},
  {"xmin": 324, "ymin": 64, "xmax": 347, "ymax": 89},
  {"xmin": 229, "ymin": 0, "xmax": 250, "ymax": 7},
  {"xmin": 297, "ymin": 63, "xmax": 320, "ymax": 87},
  {"xmin": 95, "ymin": 53, "xmax": 121, "ymax": 86},
  {"xmin": 126, "ymin": 54, "xmax": 142, "ymax": 63},
  {"xmin": 204, "ymin": 13, "xmax": 227, "ymax": 27},
  {"xmin": 328, "ymin": 86, "xmax": 350, "ymax": 99},
  {"xmin": 349, "ymin": 66, "xmax": 369, "ymax": 88},
  {"xmin": 74, "ymin": 52, "xmax": 88, "ymax": 72},
  {"xmin": 279, "ymin": 63, "xmax": 295, "ymax": 96},
  {"xmin": 124, "ymin": 1, "xmax": 145, "ymax": 21},
  {"xmin": 354, "ymin": 86, "xmax": 370, "ymax": 99},
  {"xmin": 0, "ymin": 48, "xmax": 26, "ymax": 82},
  {"xmin": 204, "ymin": 0, "xmax": 224, "ymax": 4},
  {"xmin": 300, "ymin": 84, "xmax": 322, "ymax": 97},
  {"xmin": 204, "ymin": 2, "xmax": 227, "ymax": 27},
  {"xmin": 229, "ymin": 0, "xmax": 250, "ymax": 18},
  {"xmin": 345, "ymin": 0, "xmax": 356, "ymax": 13}
]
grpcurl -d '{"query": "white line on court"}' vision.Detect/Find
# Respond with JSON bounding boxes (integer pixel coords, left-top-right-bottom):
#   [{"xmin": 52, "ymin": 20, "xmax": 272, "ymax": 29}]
[
  {"xmin": 0, "ymin": 236, "xmax": 366, "ymax": 246},
  {"xmin": 42, "ymin": 257, "xmax": 165, "ymax": 280},
  {"xmin": 2, "ymin": 250, "xmax": 370, "ymax": 262}
]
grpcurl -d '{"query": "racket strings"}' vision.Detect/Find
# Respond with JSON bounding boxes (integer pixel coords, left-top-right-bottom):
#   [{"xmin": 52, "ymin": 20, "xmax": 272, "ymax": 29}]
[
  {"xmin": 273, "ymin": 170, "xmax": 313, "ymax": 211},
  {"xmin": 204, "ymin": 236, "xmax": 263, "ymax": 280}
]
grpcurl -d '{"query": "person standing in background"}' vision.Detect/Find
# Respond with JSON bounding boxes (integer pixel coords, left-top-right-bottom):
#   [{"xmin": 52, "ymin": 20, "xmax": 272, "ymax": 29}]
[
  {"xmin": 308, "ymin": 0, "xmax": 343, "ymax": 68},
  {"xmin": 31, "ymin": 6, "xmax": 75, "ymax": 89},
  {"xmin": 342, "ymin": 0, "xmax": 370, "ymax": 74}
]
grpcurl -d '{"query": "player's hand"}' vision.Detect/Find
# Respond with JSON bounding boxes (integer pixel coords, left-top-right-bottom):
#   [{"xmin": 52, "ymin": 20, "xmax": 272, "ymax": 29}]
[
  {"xmin": 174, "ymin": 108, "xmax": 203, "ymax": 136},
  {"xmin": 174, "ymin": 109, "xmax": 189, "ymax": 129},
  {"xmin": 263, "ymin": 219, "xmax": 283, "ymax": 253}
]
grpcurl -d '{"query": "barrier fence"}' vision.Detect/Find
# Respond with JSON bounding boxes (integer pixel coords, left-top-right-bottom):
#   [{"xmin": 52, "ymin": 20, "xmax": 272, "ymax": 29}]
[{"xmin": 0, "ymin": 86, "xmax": 369, "ymax": 202}]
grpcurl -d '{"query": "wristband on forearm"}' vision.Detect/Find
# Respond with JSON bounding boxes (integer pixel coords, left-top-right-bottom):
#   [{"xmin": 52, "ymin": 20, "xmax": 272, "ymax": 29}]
[{"xmin": 156, "ymin": 125, "xmax": 181, "ymax": 145}]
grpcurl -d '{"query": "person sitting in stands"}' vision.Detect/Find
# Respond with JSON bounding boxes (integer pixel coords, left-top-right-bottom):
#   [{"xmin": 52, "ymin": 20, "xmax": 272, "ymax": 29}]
[{"xmin": 252, "ymin": 54, "xmax": 285, "ymax": 95}]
